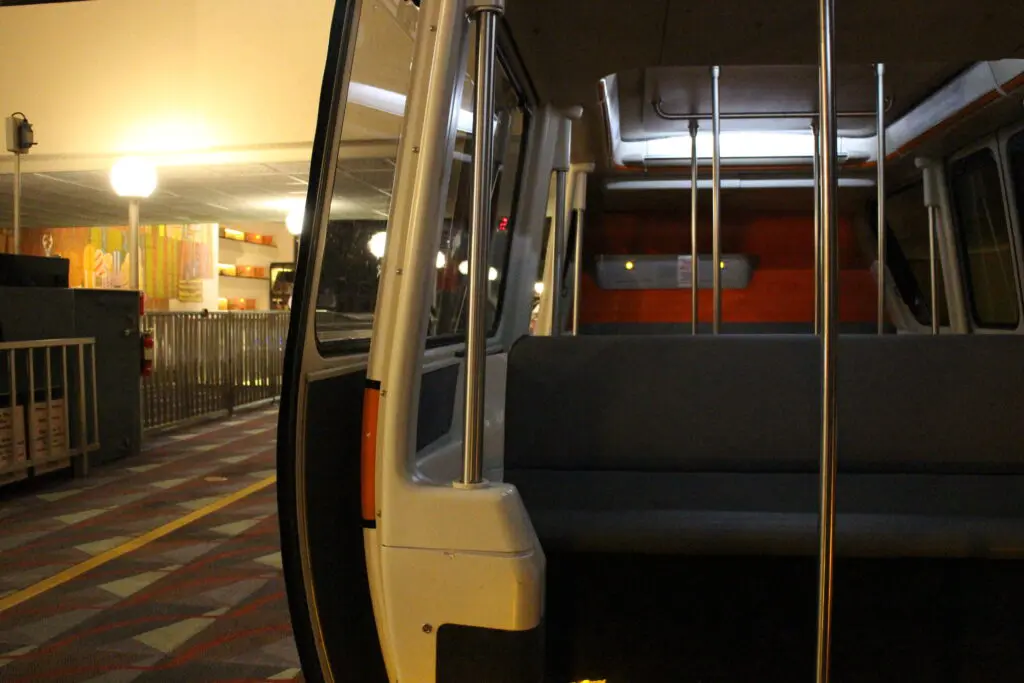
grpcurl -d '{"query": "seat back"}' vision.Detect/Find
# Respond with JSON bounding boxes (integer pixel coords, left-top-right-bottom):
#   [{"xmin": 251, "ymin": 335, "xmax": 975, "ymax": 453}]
[{"xmin": 505, "ymin": 335, "xmax": 1024, "ymax": 474}]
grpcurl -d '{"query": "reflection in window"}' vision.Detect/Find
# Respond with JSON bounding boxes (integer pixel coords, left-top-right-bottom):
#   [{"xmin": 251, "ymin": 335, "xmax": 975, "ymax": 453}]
[
  {"xmin": 313, "ymin": 0, "xmax": 412, "ymax": 345},
  {"xmin": 950, "ymin": 149, "xmax": 1019, "ymax": 328},
  {"xmin": 313, "ymin": 2, "xmax": 527, "ymax": 347},
  {"xmin": 879, "ymin": 183, "xmax": 949, "ymax": 327},
  {"xmin": 431, "ymin": 65, "xmax": 527, "ymax": 338}
]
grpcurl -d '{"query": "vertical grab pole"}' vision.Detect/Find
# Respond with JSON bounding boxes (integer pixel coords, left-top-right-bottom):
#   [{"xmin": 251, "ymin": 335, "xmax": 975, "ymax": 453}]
[
  {"xmin": 711, "ymin": 66, "xmax": 722, "ymax": 334},
  {"xmin": 812, "ymin": 120, "xmax": 821, "ymax": 335},
  {"xmin": 815, "ymin": 0, "xmax": 840, "ymax": 681},
  {"xmin": 460, "ymin": 0, "xmax": 502, "ymax": 487},
  {"xmin": 875, "ymin": 63, "xmax": 886, "ymax": 335},
  {"xmin": 690, "ymin": 119, "xmax": 700, "ymax": 334},
  {"xmin": 571, "ymin": 171, "xmax": 588, "ymax": 336},
  {"xmin": 551, "ymin": 169, "xmax": 568, "ymax": 336},
  {"xmin": 918, "ymin": 159, "xmax": 942, "ymax": 335},
  {"xmin": 928, "ymin": 208, "xmax": 940, "ymax": 335}
]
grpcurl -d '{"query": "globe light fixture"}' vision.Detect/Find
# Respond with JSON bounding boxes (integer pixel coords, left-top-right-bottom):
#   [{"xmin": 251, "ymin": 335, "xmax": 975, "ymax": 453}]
[
  {"xmin": 286, "ymin": 206, "xmax": 304, "ymax": 236},
  {"xmin": 110, "ymin": 156, "xmax": 158, "ymax": 199}
]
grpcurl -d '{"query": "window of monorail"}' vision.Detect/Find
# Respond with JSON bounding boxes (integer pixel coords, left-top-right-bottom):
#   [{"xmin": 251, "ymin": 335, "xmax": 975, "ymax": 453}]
[
  {"xmin": 950, "ymin": 148, "xmax": 1019, "ymax": 328},
  {"xmin": 313, "ymin": 0, "xmax": 413, "ymax": 346},
  {"xmin": 882, "ymin": 182, "xmax": 950, "ymax": 327},
  {"xmin": 432, "ymin": 54, "xmax": 528, "ymax": 337},
  {"xmin": 313, "ymin": 4, "xmax": 527, "ymax": 347},
  {"xmin": 1008, "ymin": 129, "xmax": 1024, "ymax": 229}
]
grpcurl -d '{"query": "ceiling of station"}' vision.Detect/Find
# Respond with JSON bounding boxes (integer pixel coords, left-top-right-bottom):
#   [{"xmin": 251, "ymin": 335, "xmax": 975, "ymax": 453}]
[{"xmin": 0, "ymin": 157, "xmax": 396, "ymax": 230}]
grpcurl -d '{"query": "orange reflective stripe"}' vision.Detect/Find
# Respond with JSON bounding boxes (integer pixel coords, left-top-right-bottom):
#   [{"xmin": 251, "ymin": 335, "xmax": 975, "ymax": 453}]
[{"xmin": 361, "ymin": 386, "xmax": 380, "ymax": 523}]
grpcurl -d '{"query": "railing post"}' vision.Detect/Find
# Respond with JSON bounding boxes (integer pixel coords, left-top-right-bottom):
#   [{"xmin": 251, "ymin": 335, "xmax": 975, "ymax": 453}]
[
  {"xmin": 44, "ymin": 346, "xmax": 54, "ymax": 468},
  {"xmin": 815, "ymin": 0, "xmax": 840, "ymax": 681},
  {"xmin": 90, "ymin": 343, "xmax": 99, "ymax": 453},
  {"xmin": 76, "ymin": 343, "xmax": 89, "ymax": 477},
  {"xmin": 226, "ymin": 315, "xmax": 237, "ymax": 416},
  {"xmin": 61, "ymin": 344, "xmax": 70, "ymax": 463},
  {"xmin": 460, "ymin": 0, "xmax": 503, "ymax": 487}
]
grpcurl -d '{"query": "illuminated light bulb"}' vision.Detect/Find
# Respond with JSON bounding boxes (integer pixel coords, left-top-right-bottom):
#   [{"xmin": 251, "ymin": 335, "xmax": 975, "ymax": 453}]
[
  {"xmin": 456, "ymin": 261, "xmax": 498, "ymax": 280},
  {"xmin": 368, "ymin": 231, "xmax": 387, "ymax": 258},
  {"xmin": 436, "ymin": 252, "xmax": 447, "ymax": 269},
  {"xmin": 534, "ymin": 281, "xmax": 544, "ymax": 295},
  {"xmin": 110, "ymin": 157, "xmax": 158, "ymax": 198},
  {"xmin": 286, "ymin": 207, "xmax": 304, "ymax": 235},
  {"xmin": 624, "ymin": 260, "xmax": 635, "ymax": 271}
]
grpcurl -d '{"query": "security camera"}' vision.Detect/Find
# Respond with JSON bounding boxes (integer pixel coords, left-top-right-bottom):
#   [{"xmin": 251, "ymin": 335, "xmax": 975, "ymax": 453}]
[{"xmin": 6, "ymin": 113, "xmax": 36, "ymax": 154}]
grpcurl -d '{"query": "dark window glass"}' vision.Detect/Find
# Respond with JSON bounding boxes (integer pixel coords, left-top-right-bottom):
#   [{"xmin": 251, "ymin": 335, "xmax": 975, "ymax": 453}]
[
  {"xmin": 1008, "ymin": 130, "xmax": 1024, "ymax": 236},
  {"xmin": 950, "ymin": 149, "xmax": 1019, "ymax": 328},
  {"xmin": 878, "ymin": 183, "xmax": 949, "ymax": 327}
]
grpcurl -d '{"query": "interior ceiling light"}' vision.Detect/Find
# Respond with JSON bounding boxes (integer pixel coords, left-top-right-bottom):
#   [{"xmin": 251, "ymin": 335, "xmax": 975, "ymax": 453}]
[
  {"xmin": 436, "ymin": 252, "xmax": 447, "ymax": 269},
  {"xmin": 349, "ymin": 82, "xmax": 474, "ymax": 133},
  {"xmin": 646, "ymin": 130, "xmax": 815, "ymax": 159},
  {"xmin": 618, "ymin": 130, "xmax": 871, "ymax": 165}
]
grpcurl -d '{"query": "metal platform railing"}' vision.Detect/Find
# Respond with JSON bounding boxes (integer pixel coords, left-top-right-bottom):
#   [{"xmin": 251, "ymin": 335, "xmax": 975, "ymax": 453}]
[
  {"xmin": 0, "ymin": 337, "xmax": 100, "ymax": 485},
  {"xmin": 141, "ymin": 311, "xmax": 290, "ymax": 431}
]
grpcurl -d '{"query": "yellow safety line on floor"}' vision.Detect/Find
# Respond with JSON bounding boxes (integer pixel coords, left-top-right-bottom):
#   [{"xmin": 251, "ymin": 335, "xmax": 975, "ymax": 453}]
[{"xmin": 0, "ymin": 474, "xmax": 277, "ymax": 614}]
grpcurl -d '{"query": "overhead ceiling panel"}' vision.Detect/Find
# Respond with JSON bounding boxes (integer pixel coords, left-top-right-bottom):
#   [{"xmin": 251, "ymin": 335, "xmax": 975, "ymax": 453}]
[
  {"xmin": 0, "ymin": 157, "xmax": 396, "ymax": 230},
  {"xmin": 659, "ymin": 0, "xmax": 1024, "ymax": 66}
]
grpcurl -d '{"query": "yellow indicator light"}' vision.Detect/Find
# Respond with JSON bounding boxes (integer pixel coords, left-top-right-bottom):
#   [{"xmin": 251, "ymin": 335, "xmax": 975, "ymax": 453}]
[
  {"xmin": 720, "ymin": 260, "xmax": 726, "ymax": 269},
  {"xmin": 624, "ymin": 260, "xmax": 635, "ymax": 271}
]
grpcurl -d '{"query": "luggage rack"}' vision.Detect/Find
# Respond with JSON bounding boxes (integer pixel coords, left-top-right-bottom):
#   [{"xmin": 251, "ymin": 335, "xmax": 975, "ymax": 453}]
[{"xmin": 0, "ymin": 337, "xmax": 100, "ymax": 486}]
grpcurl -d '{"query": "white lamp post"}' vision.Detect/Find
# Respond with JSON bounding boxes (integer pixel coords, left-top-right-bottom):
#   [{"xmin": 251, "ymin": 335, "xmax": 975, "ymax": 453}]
[{"xmin": 110, "ymin": 157, "xmax": 157, "ymax": 290}]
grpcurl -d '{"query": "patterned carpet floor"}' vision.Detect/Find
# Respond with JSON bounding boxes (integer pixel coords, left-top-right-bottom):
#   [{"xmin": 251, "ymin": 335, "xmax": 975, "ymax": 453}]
[{"xmin": 0, "ymin": 407, "xmax": 302, "ymax": 682}]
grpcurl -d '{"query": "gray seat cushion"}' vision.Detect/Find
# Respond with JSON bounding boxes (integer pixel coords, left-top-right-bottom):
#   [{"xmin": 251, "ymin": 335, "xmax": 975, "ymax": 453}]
[{"xmin": 503, "ymin": 334, "xmax": 1024, "ymax": 556}]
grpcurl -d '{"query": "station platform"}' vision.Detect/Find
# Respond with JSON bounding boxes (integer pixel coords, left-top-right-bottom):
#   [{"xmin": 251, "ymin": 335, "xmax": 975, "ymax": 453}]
[{"xmin": 0, "ymin": 407, "xmax": 302, "ymax": 683}]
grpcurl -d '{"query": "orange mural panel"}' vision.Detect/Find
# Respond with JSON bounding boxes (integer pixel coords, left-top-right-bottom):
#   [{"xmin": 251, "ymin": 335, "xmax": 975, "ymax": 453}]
[{"xmin": 12, "ymin": 225, "xmax": 214, "ymax": 311}]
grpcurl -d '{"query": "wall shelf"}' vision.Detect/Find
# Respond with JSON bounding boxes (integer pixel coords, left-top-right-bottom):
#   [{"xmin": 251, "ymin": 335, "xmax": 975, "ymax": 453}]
[
  {"xmin": 219, "ymin": 273, "xmax": 270, "ymax": 281},
  {"xmin": 219, "ymin": 237, "xmax": 277, "ymax": 249}
]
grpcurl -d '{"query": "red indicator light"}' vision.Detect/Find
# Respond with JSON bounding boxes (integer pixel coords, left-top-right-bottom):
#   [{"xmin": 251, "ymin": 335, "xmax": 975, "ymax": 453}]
[{"xmin": 498, "ymin": 216, "xmax": 509, "ymax": 232}]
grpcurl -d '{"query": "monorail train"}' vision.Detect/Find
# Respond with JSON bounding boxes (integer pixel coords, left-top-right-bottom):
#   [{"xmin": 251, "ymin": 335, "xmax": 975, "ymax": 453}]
[{"xmin": 277, "ymin": 1, "xmax": 1024, "ymax": 681}]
